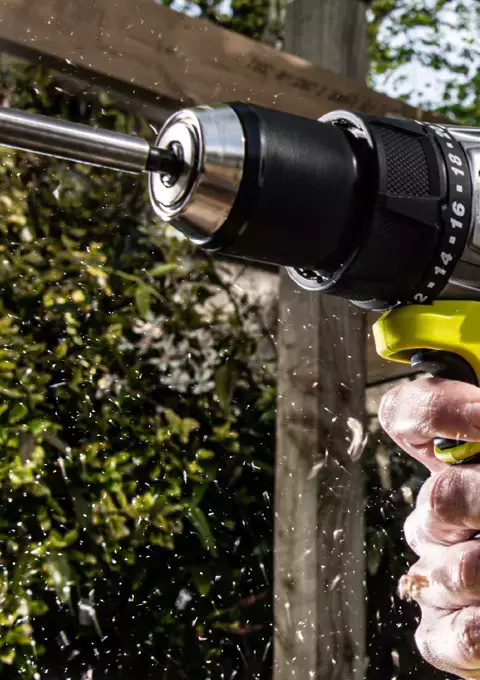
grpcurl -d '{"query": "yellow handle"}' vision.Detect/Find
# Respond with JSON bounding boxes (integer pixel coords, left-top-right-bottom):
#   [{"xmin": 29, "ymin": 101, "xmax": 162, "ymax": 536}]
[{"xmin": 373, "ymin": 301, "xmax": 480, "ymax": 464}]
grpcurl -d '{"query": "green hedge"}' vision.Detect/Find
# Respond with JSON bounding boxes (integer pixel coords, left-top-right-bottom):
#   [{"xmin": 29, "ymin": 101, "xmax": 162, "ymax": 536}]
[{"xmin": 0, "ymin": 63, "xmax": 275, "ymax": 678}]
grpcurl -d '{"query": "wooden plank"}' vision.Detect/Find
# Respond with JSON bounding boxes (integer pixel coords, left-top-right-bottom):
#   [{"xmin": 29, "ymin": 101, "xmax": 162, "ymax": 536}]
[
  {"xmin": 275, "ymin": 2, "xmax": 367, "ymax": 678},
  {"xmin": 0, "ymin": 0, "xmax": 448, "ymax": 123},
  {"xmin": 275, "ymin": 289, "xmax": 367, "ymax": 679}
]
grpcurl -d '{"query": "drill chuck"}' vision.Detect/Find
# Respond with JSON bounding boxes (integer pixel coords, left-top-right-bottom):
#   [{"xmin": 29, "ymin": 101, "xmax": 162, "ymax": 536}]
[
  {"xmin": 149, "ymin": 105, "xmax": 245, "ymax": 240},
  {"xmin": 150, "ymin": 103, "xmax": 372, "ymax": 281}
]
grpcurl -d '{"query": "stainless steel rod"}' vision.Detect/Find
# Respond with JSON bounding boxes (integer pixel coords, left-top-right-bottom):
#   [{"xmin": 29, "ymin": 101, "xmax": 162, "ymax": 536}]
[{"xmin": 0, "ymin": 107, "xmax": 151, "ymax": 174}]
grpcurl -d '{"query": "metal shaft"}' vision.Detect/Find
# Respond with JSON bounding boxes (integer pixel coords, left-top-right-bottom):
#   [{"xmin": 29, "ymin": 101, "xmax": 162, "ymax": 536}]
[{"xmin": 0, "ymin": 107, "xmax": 154, "ymax": 174}]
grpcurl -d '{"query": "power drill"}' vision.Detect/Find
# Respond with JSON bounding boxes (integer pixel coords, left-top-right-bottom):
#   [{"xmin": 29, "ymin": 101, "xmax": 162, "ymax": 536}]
[{"xmin": 1, "ymin": 103, "xmax": 480, "ymax": 464}]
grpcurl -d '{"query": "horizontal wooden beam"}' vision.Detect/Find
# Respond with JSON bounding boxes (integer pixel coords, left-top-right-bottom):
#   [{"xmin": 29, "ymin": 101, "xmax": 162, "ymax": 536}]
[{"xmin": 0, "ymin": 0, "xmax": 447, "ymax": 123}]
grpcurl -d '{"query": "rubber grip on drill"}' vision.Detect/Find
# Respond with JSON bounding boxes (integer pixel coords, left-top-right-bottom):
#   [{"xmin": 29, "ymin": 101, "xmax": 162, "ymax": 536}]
[{"xmin": 410, "ymin": 349, "xmax": 480, "ymax": 464}]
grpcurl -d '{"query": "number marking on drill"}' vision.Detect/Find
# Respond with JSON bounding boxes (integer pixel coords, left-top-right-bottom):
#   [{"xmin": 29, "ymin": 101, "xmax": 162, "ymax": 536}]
[
  {"xmin": 429, "ymin": 125, "xmax": 449, "ymax": 138},
  {"xmin": 449, "ymin": 153, "xmax": 463, "ymax": 166},
  {"xmin": 412, "ymin": 123, "xmax": 473, "ymax": 304},
  {"xmin": 441, "ymin": 251, "xmax": 453, "ymax": 266}
]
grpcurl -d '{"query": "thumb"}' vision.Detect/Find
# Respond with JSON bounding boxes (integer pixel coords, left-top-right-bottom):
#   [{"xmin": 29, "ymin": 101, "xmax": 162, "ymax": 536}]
[{"xmin": 379, "ymin": 377, "xmax": 480, "ymax": 473}]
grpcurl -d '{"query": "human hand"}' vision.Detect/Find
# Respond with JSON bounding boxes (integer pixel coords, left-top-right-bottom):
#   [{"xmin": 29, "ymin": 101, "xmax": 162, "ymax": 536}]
[{"xmin": 379, "ymin": 377, "xmax": 480, "ymax": 678}]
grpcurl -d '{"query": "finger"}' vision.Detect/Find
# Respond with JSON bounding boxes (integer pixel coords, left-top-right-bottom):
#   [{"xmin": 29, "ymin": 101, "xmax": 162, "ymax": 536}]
[
  {"xmin": 379, "ymin": 377, "xmax": 480, "ymax": 473},
  {"xmin": 404, "ymin": 467, "xmax": 480, "ymax": 554},
  {"xmin": 415, "ymin": 605, "xmax": 480, "ymax": 678},
  {"xmin": 401, "ymin": 541, "xmax": 480, "ymax": 609}
]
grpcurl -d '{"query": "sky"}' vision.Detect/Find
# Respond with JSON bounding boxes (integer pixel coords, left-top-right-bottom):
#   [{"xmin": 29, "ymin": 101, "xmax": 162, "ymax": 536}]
[{"xmin": 368, "ymin": 0, "xmax": 480, "ymax": 110}]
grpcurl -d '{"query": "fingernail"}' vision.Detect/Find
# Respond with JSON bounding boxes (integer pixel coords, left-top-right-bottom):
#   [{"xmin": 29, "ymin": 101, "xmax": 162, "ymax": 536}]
[
  {"xmin": 464, "ymin": 618, "xmax": 480, "ymax": 652},
  {"xmin": 459, "ymin": 551, "xmax": 480, "ymax": 591},
  {"xmin": 466, "ymin": 403, "xmax": 480, "ymax": 430}
]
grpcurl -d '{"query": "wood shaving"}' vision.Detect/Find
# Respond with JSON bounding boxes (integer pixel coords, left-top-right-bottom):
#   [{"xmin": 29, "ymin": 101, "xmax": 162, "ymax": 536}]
[
  {"xmin": 398, "ymin": 573, "xmax": 430, "ymax": 602},
  {"xmin": 347, "ymin": 417, "xmax": 368, "ymax": 461}
]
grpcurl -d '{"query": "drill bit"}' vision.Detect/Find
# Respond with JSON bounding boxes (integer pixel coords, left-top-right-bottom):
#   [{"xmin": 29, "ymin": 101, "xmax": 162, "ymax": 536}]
[{"xmin": 0, "ymin": 107, "xmax": 182, "ymax": 176}]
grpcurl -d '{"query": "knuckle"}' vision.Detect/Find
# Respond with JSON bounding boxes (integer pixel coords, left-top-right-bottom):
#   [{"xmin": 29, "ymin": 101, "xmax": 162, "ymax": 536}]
[
  {"xmin": 404, "ymin": 512, "xmax": 423, "ymax": 555},
  {"xmin": 456, "ymin": 612, "xmax": 480, "ymax": 665},
  {"xmin": 415, "ymin": 624, "xmax": 436, "ymax": 666},
  {"xmin": 429, "ymin": 469, "xmax": 465, "ymax": 525}
]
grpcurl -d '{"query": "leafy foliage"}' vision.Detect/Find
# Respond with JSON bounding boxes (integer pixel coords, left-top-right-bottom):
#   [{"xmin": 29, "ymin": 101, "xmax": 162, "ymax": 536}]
[
  {"xmin": 161, "ymin": 0, "xmax": 271, "ymax": 40},
  {"xmin": 0, "ymin": 63, "xmax": 275, "ymax": 678},
  {"xmin": 368, "ymin": 0, "xmax": 480, "ymax": 123}
]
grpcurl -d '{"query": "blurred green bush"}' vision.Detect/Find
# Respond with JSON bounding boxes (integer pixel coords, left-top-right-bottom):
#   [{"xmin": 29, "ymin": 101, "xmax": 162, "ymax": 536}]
[{"xmin": 0, "ymin": 63, "xmax": 275, "ymax": 679}]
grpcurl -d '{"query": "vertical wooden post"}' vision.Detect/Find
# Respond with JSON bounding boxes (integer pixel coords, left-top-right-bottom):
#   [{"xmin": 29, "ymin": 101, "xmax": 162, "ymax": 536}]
[{"xmin": 274, "ymin": 2, "xmax": 368, "ymax": 679}]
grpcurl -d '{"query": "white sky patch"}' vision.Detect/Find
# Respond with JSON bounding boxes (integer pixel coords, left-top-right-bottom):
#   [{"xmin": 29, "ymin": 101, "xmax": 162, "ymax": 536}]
[
  {"xmin": 158, "ymin": 0, "xmax": 231, "ymax": 16},
  {"xmin": 369, "ymin": 0, "xmax": 480, "ymax": 110}
]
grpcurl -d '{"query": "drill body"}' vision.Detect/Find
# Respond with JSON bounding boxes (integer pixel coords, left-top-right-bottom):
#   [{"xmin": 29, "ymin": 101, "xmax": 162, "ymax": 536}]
[
  {"xmin": 2, "ymin": 102, "xmax": 480, "ymax": 461},
  {"xmin": 147, "ymin": 104, "xmax": 480, "ymax": 463}
]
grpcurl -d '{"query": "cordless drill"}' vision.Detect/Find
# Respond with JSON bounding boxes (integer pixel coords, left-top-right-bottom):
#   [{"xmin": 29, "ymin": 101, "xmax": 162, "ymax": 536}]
[{"xmin": 1, "ymin": 102, "xmax": 480, "ymax": 463}]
